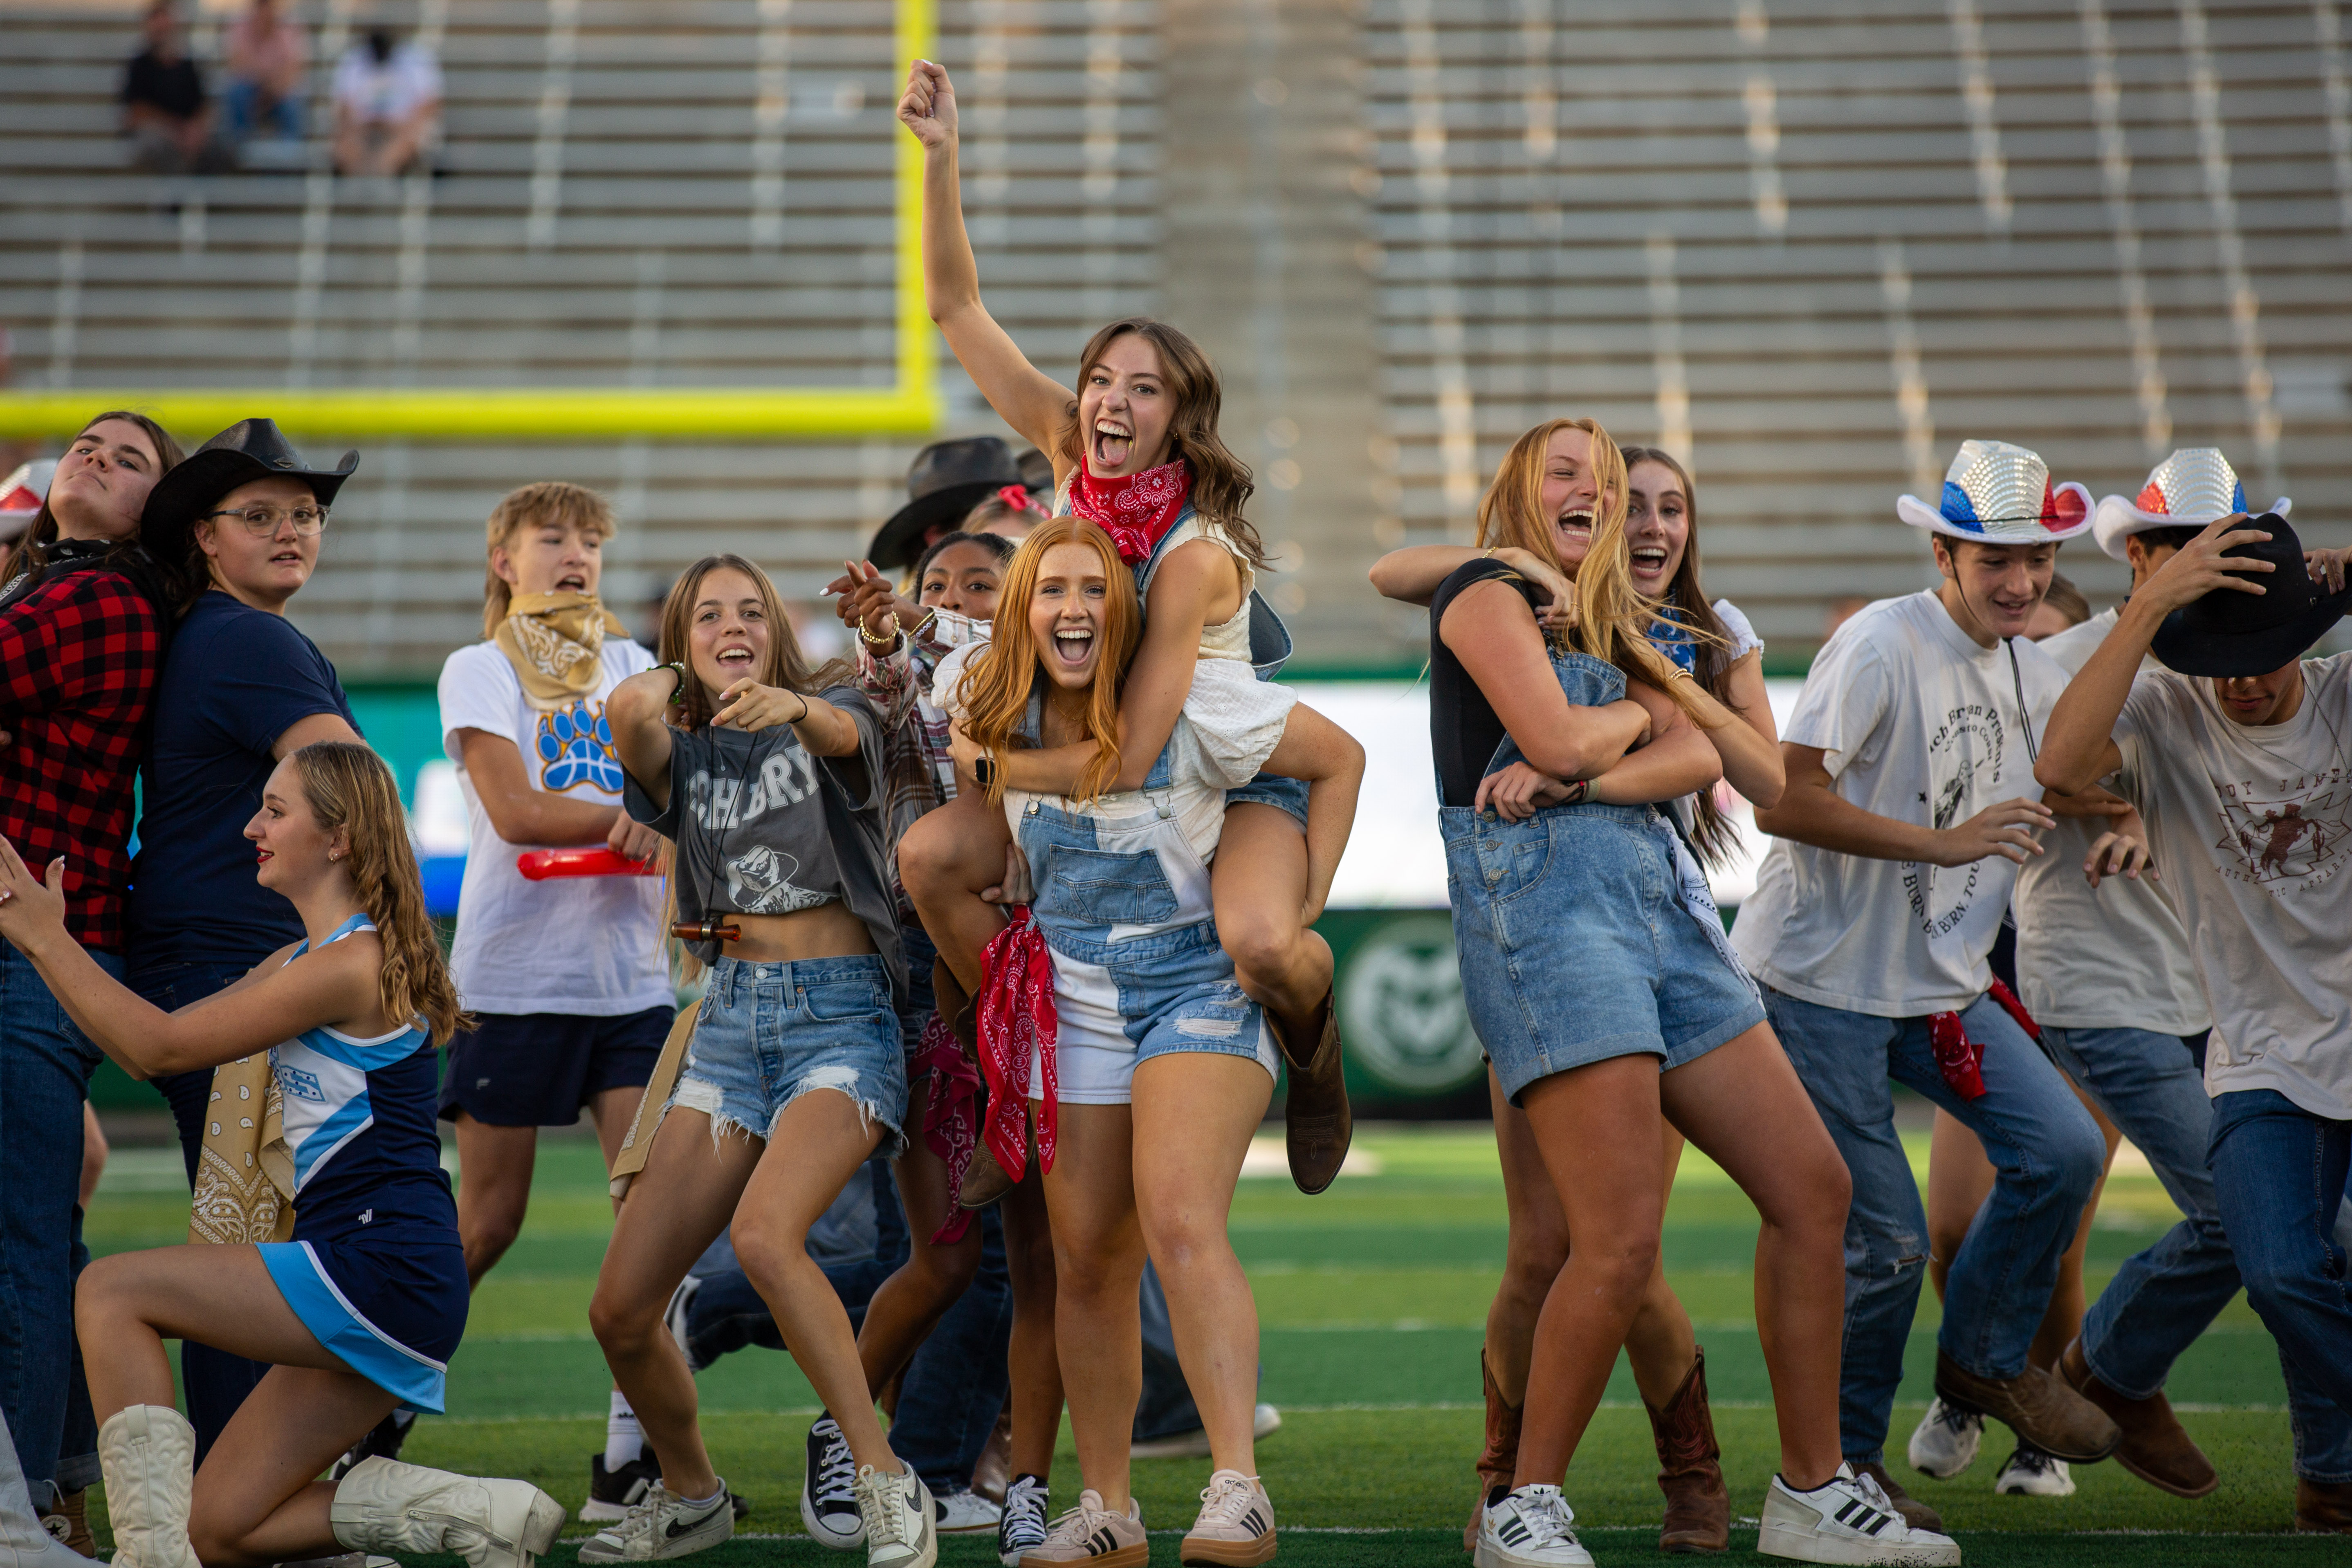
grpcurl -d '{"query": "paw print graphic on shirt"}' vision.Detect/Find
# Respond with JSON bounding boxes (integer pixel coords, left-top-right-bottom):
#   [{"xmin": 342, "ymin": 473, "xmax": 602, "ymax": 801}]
[{"xmin": 537, "ymin": 700, "xmax": 626, "ymax": 794}]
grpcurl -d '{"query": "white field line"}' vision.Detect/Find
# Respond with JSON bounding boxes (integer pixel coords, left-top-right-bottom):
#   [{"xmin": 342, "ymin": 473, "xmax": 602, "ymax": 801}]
[{"xmin": 418, "ymin": 1399, "xmax": 2289, "ymax": 1424}]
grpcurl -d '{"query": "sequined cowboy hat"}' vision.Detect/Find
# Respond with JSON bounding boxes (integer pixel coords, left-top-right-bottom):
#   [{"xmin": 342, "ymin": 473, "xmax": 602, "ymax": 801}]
[
  {"xmin": 2150, "ymin": 514, "xmax": 2350, "ymax": 678},
  {"xmin": 2093, "ymin": 447, "xmax": 2290, "ymax": 563},
  {"xmin": 1898, "ymin": 440, "xmax": 2092, "ymax": 544},
  {"xmin": 865, "ymin": 436, "xmax": 1026, "ymax": 571}
]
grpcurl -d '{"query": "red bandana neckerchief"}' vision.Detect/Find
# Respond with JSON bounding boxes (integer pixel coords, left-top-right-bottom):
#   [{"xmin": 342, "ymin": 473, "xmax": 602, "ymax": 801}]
[
  {"xmin": 976, "ymin": 906, "xmax": 1058, "ymax": 1182},
  {"xmin": 1926, "ymin": 979, "xmax": 2039, "ymax": 1101},
  {"xmin": 914, "ymin": 1009, "xmax": 982, "ymax": 1246},
  {"xmin": 1069, "ymin": 458, "xmax": 1192, "ymax": 565}
]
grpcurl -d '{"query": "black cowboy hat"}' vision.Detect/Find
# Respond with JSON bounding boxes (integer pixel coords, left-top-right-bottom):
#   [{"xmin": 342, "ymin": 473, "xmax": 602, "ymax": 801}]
[
  {"xmin": 2151, "ymin": 514, "xmax": 2352, "ymax": 678},
  {"xmin": 141, "ymin": 418, "xmax": 359, "ymax": 566},
  {"xmin": 865, "ymin": 436, "xmax": 1024, "ymax": 571}
]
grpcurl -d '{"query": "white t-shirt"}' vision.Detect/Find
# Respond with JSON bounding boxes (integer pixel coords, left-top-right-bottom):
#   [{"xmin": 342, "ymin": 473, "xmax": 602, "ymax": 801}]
[
  {"xmin": 334, "ymin": 41, "xmax": 442, "ymax": 122},
  {"xmin": 2110, "ymin": 655, "xmax": 2352, "ymax": 1118},
  {"xmin": 438, "ymin": 639, "xmax": 673, "ymax": 1018},
  {"xmin": 2011, "ymin": 610, "xmax": 2210, "ymax": 1035},
  {"xmin": 1730, "ymin": 591, "xmax": 2068, "ymax": 1016}
]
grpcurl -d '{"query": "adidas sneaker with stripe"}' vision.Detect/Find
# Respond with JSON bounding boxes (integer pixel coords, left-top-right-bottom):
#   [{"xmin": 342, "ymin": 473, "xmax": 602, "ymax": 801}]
[
  {"xmin": 1758, "ymin": 1465, "xmax": 1962, "ymax": 1565},
  {"xmin": 1473, "ymin": 1485, "xmax": 1593, "ymax": 1568}
]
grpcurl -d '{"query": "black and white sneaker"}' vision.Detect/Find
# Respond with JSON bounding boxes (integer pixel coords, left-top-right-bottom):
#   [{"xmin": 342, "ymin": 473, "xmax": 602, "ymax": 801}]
[
  {"xmin": 583, "ymin": 1451, "xmax": 663, "ymax": 1523},
  {"xmin": 328, "ymin": 1409, "xmax": 415, "ymax": 1481},
  {"xmin": 852, "ymin": 1465, "xmax": 936, "ymax": 1568},
  {"xmin": 1758, "ymin": 1465, "xmax": 1962, "ymax": 1565},
  {"xmin": 1905, "ymin": 1396, "xmax": 1982, "ymax": 1480},
  {"xmin": 1474, "ymin": 1484, "xmax": 1592, "ymax": 1567},
  {"xmin": 931, "ymin": 1485, "xmax": 1000, "ymax": 1534},
  {"xmin": 1992, "ymin": 1445, "xmax": 2075, "ymax": 1496},
  {"xmin": 577, "ymin": 1480, "xmax": 736, "ymax": 1563},
  {"xmin": 803, "ymin": 1414, "xmax": 866, "ymax": 1549},
  {"xmin": 995, "ymin": 1474, "xmax": 1048, "ymax": 1566}
]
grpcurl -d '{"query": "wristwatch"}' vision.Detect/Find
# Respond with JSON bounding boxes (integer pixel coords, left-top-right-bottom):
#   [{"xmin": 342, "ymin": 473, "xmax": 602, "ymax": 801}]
[{"xmin": 974, "ymin": 753, "xmax": 996, "ymax": 788}]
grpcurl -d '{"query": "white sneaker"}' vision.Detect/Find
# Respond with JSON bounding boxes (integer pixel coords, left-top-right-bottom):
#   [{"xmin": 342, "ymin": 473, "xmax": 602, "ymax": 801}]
[
  {"xmin": 995, "ymin": 1474, "xmax": 1048, "ymax": 1566},
  {"xmin": 664, "ymin": 1276, "xmax": 702, "ymax": 1373},
  {"xmin": 932, "ymin": 1485, "xmax": 1001, "ymax": 1534},
  {"xmin": 1126, "ymin": 1403, "xmax": 1283, "ymax": 1460},
  {"xmin": 1991, "ymin": 1446, "xmax": 2074, "ymax": 1497},
  {"xmin": 576, "ymin": 1482, "xmax": 734, "ymax": 1563},
  {"xmin": 852, "ymin": 1466, "xmax": 936, "ymax": 1568},
  {"xmin": 802, "ymin": 1417, "xmax": 865, "ymax": 1548},
  {"xmin": 1180, "ymin": 1469, "xmax": 1276, "ymax": 1564},
  {"xmin": 1905, "ymin": 1397, "xmax": 1982, "ymax": 1480},
  {"xmin": 1473, "ymin": 1485, "xmax": 1592, "ymax": 1568},
  {"xmin": 1758, "ymin": 1465, "xmax": 1962, "ymax": 1566}
]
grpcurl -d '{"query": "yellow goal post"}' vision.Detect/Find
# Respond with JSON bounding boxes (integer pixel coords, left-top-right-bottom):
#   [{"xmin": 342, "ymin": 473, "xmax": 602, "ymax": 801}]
[{"xmin": 0, "ymin": 0, "xmax": 937, "ymax": 442}]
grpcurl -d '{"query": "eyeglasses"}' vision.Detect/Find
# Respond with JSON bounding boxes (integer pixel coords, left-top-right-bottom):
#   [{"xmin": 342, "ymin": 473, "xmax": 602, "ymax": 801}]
[{"xmin": 200, "ymin": 504, "xmax": 329, "ymax": 537}]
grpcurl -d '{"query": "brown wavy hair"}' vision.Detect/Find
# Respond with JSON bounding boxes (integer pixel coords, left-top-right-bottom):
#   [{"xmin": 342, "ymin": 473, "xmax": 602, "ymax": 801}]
[
  {"xmin": 288, "ymin": 741, "xmax": 470, "ymax": 1046},
  {"xmin": 954, "ymin": 516, "xmax": 1143, "ymax": 806},
  {"xmin": 1620, "ymin": 445, "xmax": 1742, "ymax": 866},
  {"xmin": 1475, "ymin": 417, "xmax": 1707, "ymax": 722},
  {"xmin": 481, "ymin": 481, "xmax": 619, "ymax": 638},
  {"xmin": 1054, "ymin": 319, "xmax": 1266, "ymax": 570},
  {"xmin": 655, "ymin": 553, "xmax": 851, "ymax": 729},
  {"xmin": 15, "ymin": 410, "xmax": 186, "ymax": 603}
]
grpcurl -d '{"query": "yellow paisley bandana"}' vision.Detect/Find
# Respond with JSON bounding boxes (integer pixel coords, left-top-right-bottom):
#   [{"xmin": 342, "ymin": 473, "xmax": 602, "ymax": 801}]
[
  {"xmin": 188, "ymin": 1054, "xmax": 295, "ymax": 1245},
  {"xmin": 495, "ymin": 592, "xmax": 630, "ymax": 710}
]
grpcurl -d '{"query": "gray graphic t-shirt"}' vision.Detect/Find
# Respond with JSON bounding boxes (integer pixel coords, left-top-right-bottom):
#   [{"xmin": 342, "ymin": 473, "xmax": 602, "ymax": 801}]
[{"xmin": 623, "ymin": 684, "xmax": 903, "ymax": 1002}]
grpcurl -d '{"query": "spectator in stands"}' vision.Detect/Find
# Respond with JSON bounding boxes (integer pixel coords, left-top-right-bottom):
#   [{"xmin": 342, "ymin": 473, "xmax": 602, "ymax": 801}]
[
  {"xmin": 0, "ymin": 410, "xmax": 182, "ymax": 1524},
  {"xmin": 222, "ymin": 0, "xmax": 308, "ymax": 146},
  {"xmin": 122, "ymin": 418, "xmax": 361, "ymax": 1467},
  {"xmin": 332, "ymin": 24, "xmax": 442, "ymax": 177},
  {"xmin": 120, "ymin": 0, "xmax": 234, "ymax": 175}
]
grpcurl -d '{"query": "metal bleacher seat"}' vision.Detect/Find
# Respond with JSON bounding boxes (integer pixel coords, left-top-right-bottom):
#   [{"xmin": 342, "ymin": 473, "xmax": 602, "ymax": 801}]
[
  {"xmin": 1361, "ymin": 0, "xmax": 2352, "ymax": 655},
  {"xmin": 0, "ymin": 0, "xmax": 1163, "ymax": 675}
]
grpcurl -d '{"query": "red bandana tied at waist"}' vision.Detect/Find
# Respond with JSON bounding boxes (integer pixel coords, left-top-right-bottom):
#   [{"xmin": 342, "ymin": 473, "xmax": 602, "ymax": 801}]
[
  {"xmin": 1069, "ymin": 458, "xmax": 1192, "ymax": 565},
  {"xmin": 1928, "ymin": 979, "xmax": 2039, "ymax": 1101},
  {"xmin": 976, "ymin": 906, "xmax": 1059, "ymax": 1182},
  {"xmin": 914, "ymin": 1009, "xmax": 982, "ymax": 1246}
]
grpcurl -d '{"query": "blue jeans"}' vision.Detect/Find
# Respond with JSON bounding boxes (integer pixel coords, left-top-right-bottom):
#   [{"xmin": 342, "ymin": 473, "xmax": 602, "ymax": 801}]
[
  {"xmin": 128, "ymin": 961, "xmax": 271, "ymax": 1465},
  {"xmin": 2209, "ymin": 1089, "xmax": 2352, "ymax": 1483},
  {"xmin": 1765, "ymin": 985, "xmax": 2105, "ymax": 1465},
  {"xmin": 221, "ymin": 78, "xmax": 303, "ymax": 141},
  {"xmin": 0, "ymin": 940, "xmax": 121, "ymax": 1499}
]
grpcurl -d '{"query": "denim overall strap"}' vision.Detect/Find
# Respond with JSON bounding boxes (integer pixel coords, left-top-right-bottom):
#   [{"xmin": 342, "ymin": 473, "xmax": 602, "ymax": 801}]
[{"xmin": 1133, "ymin": 502, "xmax": 1295, "ymax": 681}]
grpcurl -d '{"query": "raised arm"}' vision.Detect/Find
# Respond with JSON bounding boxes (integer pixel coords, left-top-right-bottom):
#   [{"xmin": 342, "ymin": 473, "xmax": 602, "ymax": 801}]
[
  {"xmin": 2039, "ymin": 515, "xmax": 2274, "ymax": 795},
  {"xmin": 607, "ymin": 666, "xmax": 683, "ymax": 809},
  {"xmin": 1441, "ymin": 579, "xmax": 1650, "ymax": 782},
  {"xmin": 1369, "ymin": 545, "xmax": 1572, "ymax": 623},
  {"xmin": 711, "ymin": 680, "xmax": 867, "ymax": 759},
  {"xmin": 899, "ymin": 59, "xmax": 1074, "ymax": 459},
  {"xmin": 0, "ymin": 840, "xmax": 379, "ymax": 1079},
  {"xmin": 1255, "ymin": 702, "xmax": 1366, "ymax": 924}
]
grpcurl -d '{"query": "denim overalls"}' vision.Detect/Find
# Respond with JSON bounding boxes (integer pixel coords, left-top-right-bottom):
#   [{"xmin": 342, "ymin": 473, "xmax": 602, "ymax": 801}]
[
  {"xmin": 1439, "ymin": 648, "xmax": 1764, "ymax": 1105},
  {"xmin": 1012, "ymin": 733, "xmax": 1277, "ymax": 1104}
]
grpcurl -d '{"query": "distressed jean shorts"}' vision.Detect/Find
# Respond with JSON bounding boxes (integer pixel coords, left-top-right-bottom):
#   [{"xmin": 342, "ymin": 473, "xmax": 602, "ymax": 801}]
[
  {"xmin": 1441, "ymin": 801, "xmax": 1763, "ymax": 1106},
  {"xmin": 1033, "ymin": 920, "xmax": 1280, "ymax": 1106},
  {"xmin": 671, "ymin": 954, "xmax": 909, "ymax": 1158}
]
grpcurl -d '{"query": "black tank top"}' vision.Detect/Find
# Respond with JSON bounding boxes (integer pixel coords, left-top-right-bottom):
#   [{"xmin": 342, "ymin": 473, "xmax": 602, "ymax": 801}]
[{"xmin": 1428, "ymin": 559, "xmax": 1547, "ymax": 810}]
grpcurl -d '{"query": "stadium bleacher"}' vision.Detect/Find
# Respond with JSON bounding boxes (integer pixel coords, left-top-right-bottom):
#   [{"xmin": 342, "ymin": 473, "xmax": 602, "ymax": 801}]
[{"xmin": 1, "ymin": 0, "xmax": 2348, "ymax": 674}]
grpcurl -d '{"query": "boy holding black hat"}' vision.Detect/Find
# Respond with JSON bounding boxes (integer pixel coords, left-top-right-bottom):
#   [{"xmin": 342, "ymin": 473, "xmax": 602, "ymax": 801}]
[{"xmin": 2038, "ymin": 510, "xmax": 2352, "ymax": 1533}]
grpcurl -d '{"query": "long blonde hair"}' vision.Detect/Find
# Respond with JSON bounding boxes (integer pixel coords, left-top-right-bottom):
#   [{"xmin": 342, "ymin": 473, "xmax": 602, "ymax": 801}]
[
  {"xmin": 955, "ymin": 517, "xmax": 1143, "ymax": 806},
  {"xmin": 288, "ymin": 742, "xmax": 470, "ymax": 1046},
  {"xmin": 1053, "ymin": 319, "xmax": 1267, "ymax": 570},
  {"xmin": 1476, "ymin": 417, "xmax": 1706, "ymax": 719},
  {"xmin": 481, "ymin": 481, "xmax": 617, "ymax": 638}
]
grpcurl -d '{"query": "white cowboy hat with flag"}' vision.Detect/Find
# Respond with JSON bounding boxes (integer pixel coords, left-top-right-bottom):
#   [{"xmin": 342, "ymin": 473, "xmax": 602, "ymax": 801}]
[
  {"xmin": 1898, "ymin": 439, "xmax": 2093, "ymax": 545},
  {"xmin": 2092, "ymin": 447, "xmax": 2290, "ymax": 563}
]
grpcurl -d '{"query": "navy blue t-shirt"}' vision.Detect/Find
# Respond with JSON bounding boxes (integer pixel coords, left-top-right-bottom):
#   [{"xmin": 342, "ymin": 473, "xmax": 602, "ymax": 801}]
[{"xmin": 129, "ymin": 591, "xmax": 358, "ymax": 968}]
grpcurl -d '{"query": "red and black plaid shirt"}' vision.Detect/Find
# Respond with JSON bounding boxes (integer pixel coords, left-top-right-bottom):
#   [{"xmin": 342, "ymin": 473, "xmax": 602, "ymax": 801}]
[{"xmin": 0, "ymin": 568, "xmax": 163, "ymax": 951}]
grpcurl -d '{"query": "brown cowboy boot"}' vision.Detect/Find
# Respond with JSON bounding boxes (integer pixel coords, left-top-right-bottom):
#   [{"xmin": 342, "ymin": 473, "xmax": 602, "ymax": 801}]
[
  {"xmin": 1933, "ymin": 1349, "xmax": 2119, "ymax": 1464},
  {"xmin": 935, "ymin": 960, "xmax": 1021, "ymax": 1210},
  {"xmin": 1463, "ymin": 1350, "xmax": 1521, "ymax": 1552},
  {"xmin": 1276, "ymin": 991, "xmax": 1352, "ymax": 1195},
  {"xmin": 2059, "ymin": 1336, "xmax": 2217, "ymax": 1498},
  {"xmin": 1645, "ymin": 1346, "xmax": 1730, "ymax": 1554},
  {"xmin": 2297, "ymin": 1476, "xmax": 2352, "ymax": 1532}
]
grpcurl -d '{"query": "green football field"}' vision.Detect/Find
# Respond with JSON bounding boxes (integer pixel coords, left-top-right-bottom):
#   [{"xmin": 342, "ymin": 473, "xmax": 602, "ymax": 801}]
[{"xmin": 85, "ymin": 1124, "xmax": 2336, "ymax": 1566}]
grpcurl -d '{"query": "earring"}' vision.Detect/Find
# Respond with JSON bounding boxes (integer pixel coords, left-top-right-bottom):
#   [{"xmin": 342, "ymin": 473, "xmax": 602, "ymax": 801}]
[{"xmin": 329, "ymin": 850, "xmax": 341, "ymax": 861}]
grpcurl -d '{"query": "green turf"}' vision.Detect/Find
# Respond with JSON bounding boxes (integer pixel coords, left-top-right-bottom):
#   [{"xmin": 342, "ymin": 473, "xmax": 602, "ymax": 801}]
[{"xmin": 83, "ymin": 1123, "xmax": 2323, "ymax": 1560}]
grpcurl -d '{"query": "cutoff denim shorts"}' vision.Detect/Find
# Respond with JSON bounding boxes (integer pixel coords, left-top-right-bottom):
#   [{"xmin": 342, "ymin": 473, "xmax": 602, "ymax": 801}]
[
  {"xmin": 1441, "ymin": 799, "xmax": 1764, "ymax": 1105},
  {"xmin": 671, "ymin": 953, "xmax": 909, "ymax": 1158}
]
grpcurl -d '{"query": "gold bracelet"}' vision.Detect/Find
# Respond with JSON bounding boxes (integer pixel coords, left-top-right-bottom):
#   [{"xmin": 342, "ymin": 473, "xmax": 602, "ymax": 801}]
[{"xmin": 857, "ymin": 611, "xmax": 902, "ymax": 648}]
